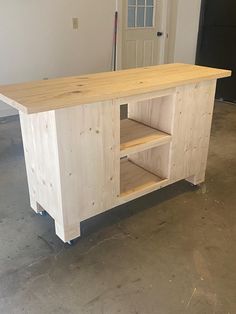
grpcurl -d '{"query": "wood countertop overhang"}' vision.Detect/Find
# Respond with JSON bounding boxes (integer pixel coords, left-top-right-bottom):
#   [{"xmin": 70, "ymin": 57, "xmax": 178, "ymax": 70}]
[{"xmin": 0, "ymin": 63, "xmax": 231, "ymax": 114}]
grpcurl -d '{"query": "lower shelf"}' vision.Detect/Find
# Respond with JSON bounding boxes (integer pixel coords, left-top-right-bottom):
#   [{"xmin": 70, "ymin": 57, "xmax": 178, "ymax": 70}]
[{"xmin": 120, "ymin": 158, "xmax": 167, "ymax": 198}]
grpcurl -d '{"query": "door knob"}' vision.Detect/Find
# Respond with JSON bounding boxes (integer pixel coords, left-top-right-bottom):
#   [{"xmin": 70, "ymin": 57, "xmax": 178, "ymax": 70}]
[{"xmin": 157, "ymin": 32, "xmax": 163, "ymax": 37}]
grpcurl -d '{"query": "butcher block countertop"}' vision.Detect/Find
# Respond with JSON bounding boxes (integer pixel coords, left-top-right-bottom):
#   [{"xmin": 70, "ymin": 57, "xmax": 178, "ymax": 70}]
[{"xmin": 0, "ymin": 63, "xmax": 231, "ymax": 114}]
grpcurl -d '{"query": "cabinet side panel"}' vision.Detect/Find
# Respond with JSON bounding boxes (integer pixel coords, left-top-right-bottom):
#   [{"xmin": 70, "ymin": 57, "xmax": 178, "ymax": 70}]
[
  {"xmin": 55, "ymin": 101, "xmax": 120, "ymax": 223},
  {"xmin": 170, "ymin": 80, "xmax": 217, "ymax": 183},
  {"xmin": 19, "ymin": 111, "xmax": 62, "ymax": 219}
]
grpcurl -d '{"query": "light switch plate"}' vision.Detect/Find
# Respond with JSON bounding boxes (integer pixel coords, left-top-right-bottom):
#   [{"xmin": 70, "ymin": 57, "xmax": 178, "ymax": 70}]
[{"xmin": 72, "ymin": 18, "xmax": 79, "ymax": 30}]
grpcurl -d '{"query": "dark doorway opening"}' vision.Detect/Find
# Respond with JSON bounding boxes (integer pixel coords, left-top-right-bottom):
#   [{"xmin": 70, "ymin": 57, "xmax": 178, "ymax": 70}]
[{"xmin": 196, "ymin": 0, "xmax": 236, "ymax": 103}]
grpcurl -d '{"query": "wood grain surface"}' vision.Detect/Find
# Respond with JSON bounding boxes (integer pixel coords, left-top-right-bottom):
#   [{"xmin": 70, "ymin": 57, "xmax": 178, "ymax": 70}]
[{"xmin": 0, "ymin": 63, "xmax": 231, "ymax": 114}]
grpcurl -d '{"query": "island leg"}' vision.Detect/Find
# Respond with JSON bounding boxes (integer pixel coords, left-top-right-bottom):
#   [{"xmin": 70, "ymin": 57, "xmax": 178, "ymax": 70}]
[
  {"xmin": 20, "ymin": 110, "xmax": 82, "ymax": 242},
  {"xmin": 55, "ymin": 221, "xmax": 81, "ymax": 243}
]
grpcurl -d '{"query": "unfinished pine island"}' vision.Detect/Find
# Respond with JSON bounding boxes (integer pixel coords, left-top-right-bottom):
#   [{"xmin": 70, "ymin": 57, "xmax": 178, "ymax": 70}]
[{"xmin": 0, "ymin": 64, "xmax": 231, "ymax": 243}]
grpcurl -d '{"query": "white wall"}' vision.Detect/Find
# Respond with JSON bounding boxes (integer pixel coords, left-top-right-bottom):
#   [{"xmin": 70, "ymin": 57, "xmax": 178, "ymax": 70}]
[
  {"xmin": 172, "ymin": 0, "xmax": 202, "ymax": 64},
  {"xmin": 0, "ymin": 0, "xmax": 201, "ymax": 117},
  {"xmin": 0, "ymin": 0, "xmax": 116, "ymax": 117}
]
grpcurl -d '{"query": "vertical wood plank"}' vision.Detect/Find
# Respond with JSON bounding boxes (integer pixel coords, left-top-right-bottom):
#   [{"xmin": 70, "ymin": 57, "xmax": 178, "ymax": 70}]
[
  {"xmin": 20, "ymin": 112, "xmax": 38, "ymax": 212},
  {"xmin": 20, "ymin": 111, "xmax": 62, "ymax": 219},
  {"xmin": 55, "ymin": 100, "xmax": 120, "ymax": 228},
  {"xmin": 170, "ymin": 80, "xmax": 217, "ymax": 184}
]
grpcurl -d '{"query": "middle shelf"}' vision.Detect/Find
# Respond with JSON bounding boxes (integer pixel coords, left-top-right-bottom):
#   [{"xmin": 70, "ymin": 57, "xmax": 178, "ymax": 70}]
[{"xmin": 120, "ymin": 119, "xmax": 172, "ymax": 157}]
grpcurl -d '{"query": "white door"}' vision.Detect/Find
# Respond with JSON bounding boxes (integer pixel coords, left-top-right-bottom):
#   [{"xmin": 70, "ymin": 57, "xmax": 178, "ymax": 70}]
[{"xmin": 122, "ymin": 0, "xmax": 167, "ymax": 69}]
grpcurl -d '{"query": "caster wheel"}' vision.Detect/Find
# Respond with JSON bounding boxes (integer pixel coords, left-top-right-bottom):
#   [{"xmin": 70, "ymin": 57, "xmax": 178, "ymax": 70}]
[
  {"xmin": 66, "ymin": 239, "xmax": 78, "ymax": 246},
  {"xmin": 190, "ymin": 183, "xmax": 199, "ymax": 188},
  {"xmin": 39, "ymin": 211, "xmax": 47, "ymax": 216}
]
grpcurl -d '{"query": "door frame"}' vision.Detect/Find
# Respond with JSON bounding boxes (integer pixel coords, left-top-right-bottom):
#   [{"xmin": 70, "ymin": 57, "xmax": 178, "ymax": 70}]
[
  {"xmin": 117, "ymin": 0, "xmax": 173, "ymax": 70},
  {"xmin": 196, "ymin": 0, "xmax": 207, "ymax": 64}
]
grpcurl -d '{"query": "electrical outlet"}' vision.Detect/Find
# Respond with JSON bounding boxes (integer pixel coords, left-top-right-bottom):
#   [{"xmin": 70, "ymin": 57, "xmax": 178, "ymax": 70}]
[{"xmin": 72, "ymin": 18, "xmax": 79, "ymax": 30}]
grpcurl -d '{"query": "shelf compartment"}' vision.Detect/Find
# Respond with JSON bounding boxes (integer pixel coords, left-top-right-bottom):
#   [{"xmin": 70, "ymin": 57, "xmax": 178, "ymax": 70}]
[
  {"xmin": 120, "ymin": 119, "xmax": 171, "ymax": 157},
  {"xmin": 120, "ymin": 158, "xmax": 167, "ymax": 199}
]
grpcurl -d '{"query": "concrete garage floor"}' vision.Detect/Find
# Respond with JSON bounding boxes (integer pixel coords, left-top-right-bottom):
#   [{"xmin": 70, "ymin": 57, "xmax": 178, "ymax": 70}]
[{"xmin": 0, "ymin": 101, "xmax": 236, "ymax": 314}]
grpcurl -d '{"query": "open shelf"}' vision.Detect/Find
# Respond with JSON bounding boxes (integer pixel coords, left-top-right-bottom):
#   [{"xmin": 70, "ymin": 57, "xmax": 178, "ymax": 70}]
[
  {"xmin": 120, "ymin": 158, "xmax": 167, "ymax": 199},
  {"xmin": 120, "ymin": 119, "xmax": 171, "ymax": 157}
]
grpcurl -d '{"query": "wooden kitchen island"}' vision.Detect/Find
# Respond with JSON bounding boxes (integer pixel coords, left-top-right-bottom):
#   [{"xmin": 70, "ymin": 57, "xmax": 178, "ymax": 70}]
[{"xmin": 0, "ymin": 64, "xmax": 231, "ymax": 243}]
